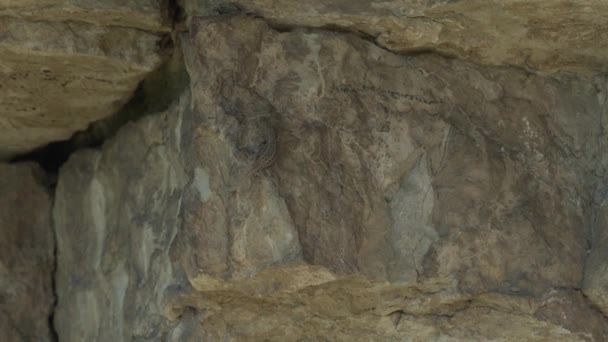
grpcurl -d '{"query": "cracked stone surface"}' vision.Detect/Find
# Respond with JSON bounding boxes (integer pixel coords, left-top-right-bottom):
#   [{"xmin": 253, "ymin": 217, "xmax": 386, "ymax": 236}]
[
  {"xmin": 0, "ymin": 0, "xmax": 170, "ymax": 31},
  {"xmin": 52, "ymin": 16, "xmax": 608, "ymax": 340},
  {"xmin": 0, "ymin": 1, "xmax": 169, "ymax": 159},
  {"xmin": 185, "ymin": 0, "xmax": 608, "ymax": 75},
  {"xmin": 583, "ymin": 190, "xmax": 608, "ymax": 319},
  {"xmin": 0, "ymin": 163, "xmax": 54, "ymax": 342}
]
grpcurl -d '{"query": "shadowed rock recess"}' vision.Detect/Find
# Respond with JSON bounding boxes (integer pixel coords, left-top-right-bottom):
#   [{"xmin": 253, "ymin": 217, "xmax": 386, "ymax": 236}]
[
  {"xmin": 0, "ymin": 164, "xmax": 54, "ymax": 341},
  {"xmin": 2, "ymin": 1, "xmax": 608, "ymax": 341},
  {"xmin": 0, "ymin": 0, "xmax": 170, "ymax": 159}
]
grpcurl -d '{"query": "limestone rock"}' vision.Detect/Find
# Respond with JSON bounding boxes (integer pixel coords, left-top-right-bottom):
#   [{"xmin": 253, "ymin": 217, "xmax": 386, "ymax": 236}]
[
  {"xmin": 185, "ymin": 0, "xmax": 608, "ymax": 75},
  {"xmin": 0, "ymin": 163, "xmax": 54, "ymax": 342},
  {"xmin": 53, "ymin": 16, "xmax": 608, "ymax": 340},
  {"xmin": 583, "ymin": 193, "xmax": 608, "ymax": 316},
  {"xmin": 53, "ymin": 111, "xmax": 189, "ymax": 341},
  {"xmin": 185, "ymin": 16, "xmax": 599, "ymax": 292},
  {"xmin": 0, "ymin": 1, "xmax": 169, "ymax": 159},
  {"xmin": 0, "ymin": 0, "xmax": 170, "ymax": 32}
]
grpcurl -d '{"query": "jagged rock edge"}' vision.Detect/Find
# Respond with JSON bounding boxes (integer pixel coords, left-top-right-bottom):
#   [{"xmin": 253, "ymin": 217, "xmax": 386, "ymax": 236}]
[{"xmin": 20, "ymin": 9, "xmax": 608, "ymax": 337}]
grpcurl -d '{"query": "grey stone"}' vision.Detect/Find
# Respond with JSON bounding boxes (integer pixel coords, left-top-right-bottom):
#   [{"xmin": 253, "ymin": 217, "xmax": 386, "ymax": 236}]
[
  {"xmin": 0, "ymin": 163, "xmax": 54, "ymax": 342},
  {"xmin": 185, "ymin": 0, "xmax": 608, "ymax": 75},
  {"xmin": 52, "ymin": 16, "xmax": 608, "ymax": 340}
]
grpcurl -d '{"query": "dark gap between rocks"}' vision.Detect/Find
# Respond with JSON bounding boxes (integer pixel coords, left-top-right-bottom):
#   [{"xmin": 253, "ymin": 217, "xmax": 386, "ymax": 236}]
[
  {"xmin": 9, "ymin": 3, "xmax": 189, "ymax": 340},
  {"xmin": 47, "ymin": 216, "xmax": 59, "ymax": 342},
  {"xmin": 10, "ymin": 32, "xmax": 190, "ymax": 186}
]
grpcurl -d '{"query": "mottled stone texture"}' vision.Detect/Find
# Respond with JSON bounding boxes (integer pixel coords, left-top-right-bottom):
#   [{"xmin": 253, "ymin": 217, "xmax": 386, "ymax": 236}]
[
  {"xmin": 186, "ymin": 0, "xmax": 608, "ymax": 75},
  {"xmin": 53, "ymin": 113, "xmax": 189, "ymax": 341},
  {"xmin": 53, "ymin": 16, "xmax": 608, "ymax": 341},
  {"xmin": 583, "ymin": 191, "xmax": 608, "ymax": 317},
  {"xmin": 0, "ymin": 0, "xmax": 170, "ymax": 31},
  {"xmin": 0, "ymin": 163, "xmax": 54, "ymax": 342},
  {"xmin": 0, "ymin": 1, "xmax": 169, "ymax": 159}
]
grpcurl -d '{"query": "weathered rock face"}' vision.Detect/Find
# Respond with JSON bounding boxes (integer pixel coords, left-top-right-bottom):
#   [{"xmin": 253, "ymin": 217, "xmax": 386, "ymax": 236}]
[
  {"xmin": 0, "ymin": 0, "xmax": 170, "ymax": 31},
  {"xmin": 185, "ymin": 0, "xmax": 608, "ymax": 76},
  {"xmin": 53, "ymin": 16, "xmax": 608, "ymax": 340},
  {"xmin": 0, "ymin": 163, "xmax": 54, "ymax": 342},
  {"xmin": 583, "ymin": 190, "xmax": 608, "ymax": 319},
  {"xmin": 0, "ymin": 1, "xmax": 170, "ymax": 159},
  {"xmin": 53, "ymin": 107, "xmax": 189, "ymax": 341}
]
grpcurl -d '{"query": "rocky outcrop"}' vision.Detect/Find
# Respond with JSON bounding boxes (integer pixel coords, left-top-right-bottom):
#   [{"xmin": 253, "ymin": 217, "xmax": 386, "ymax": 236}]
[
  {"xmin": 0, "ymin": 1, "xmax": 171, "ymax": 159},
  {"xmin": 583, "ymin": 189, "xmax": 608, "ymax": 318},
  {"xmin": 185, "ymin": 0, "xmax": 608, "ymax": 76},
  {"xmin": 5, "ymin": 0, "xmax": 603, "ymax": 161},
  {"xmin": 52, "ymin": 16, "xmax": 608, "ymax": 340},
  {"xmin": 0, "ymin": 163, "xmax": 54, "ymax": 342}
]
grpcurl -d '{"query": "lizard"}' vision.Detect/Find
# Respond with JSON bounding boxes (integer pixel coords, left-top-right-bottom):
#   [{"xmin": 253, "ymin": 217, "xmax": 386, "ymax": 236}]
[{"xmin": 246, "ymin": 120, "xmax": 277, "ymax": 176}]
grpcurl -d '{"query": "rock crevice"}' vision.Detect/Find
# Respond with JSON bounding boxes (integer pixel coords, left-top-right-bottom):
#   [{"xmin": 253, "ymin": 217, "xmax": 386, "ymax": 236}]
[{"xmin": 2, "ymin": 1, "xmax": 608, "ymax": 341}]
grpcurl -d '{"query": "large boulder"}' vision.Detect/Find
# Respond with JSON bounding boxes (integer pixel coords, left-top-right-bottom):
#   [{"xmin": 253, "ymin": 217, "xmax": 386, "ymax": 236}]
[{"xmin": 0, "ymin": 0, "xmax": 170, "ymax": 159}]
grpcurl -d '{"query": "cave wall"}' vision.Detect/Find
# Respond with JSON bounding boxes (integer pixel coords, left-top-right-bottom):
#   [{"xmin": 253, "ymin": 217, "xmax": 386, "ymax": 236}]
[
  {"xmin": 53, "ymin": 15, "xmax": 608, "ymax": 341},
  {"xmin": 0, "ymin": 0, "xmax": 170, "ymax": 159},
  {"xmin": 1, "ymin": 0, "xmax": 608, "ymax": 341},
  {"xmin": 0, "ymin": 163, "xmax": 54, "ymax": 341}
]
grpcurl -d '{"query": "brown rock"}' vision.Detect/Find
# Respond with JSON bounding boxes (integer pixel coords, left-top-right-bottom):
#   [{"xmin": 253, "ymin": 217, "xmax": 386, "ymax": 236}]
[
  {"xmin": 0, "ymin": 0, "xmax": 171, "ymax": 31},
  {"xmin": 0, "ymin": 163, "xmax": 54, "ymax": 342},
  {"xmin": 52, "ymin": 15, "xmax": 608, "ymax": 341},
  {"xmin": 0, "ymin": 1, "xmax": 169, "ymax": 159},
  {"xmin": 184, "ymin": 0, "xmax": 608, "ymax": 75},
  {"xmin": 535, "ymin": 289, "xmax": 608, "ymax": 341},
  {"xmin": 583, "ymin": 195, "xmax": 608, "ymax": 316}
]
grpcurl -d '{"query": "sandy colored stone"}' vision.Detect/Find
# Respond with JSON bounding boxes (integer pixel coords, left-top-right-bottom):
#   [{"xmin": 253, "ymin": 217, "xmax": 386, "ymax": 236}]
[
  {"xmin": 0, "ymin": 2, "xmax": 168, "ymax": 159},
  {"xmin": 185, "ymin": 0, "xmax": 608, "ymax": 75},
  {"xmin": 583, "ymin": 195, "xmax": 608, "ymax": 316},
  {"xmin": 0, "ymin": 0, "xmax": 169, "ymax": 31},
  {"xmin": 185, "ymin": 16, "xmax": 598, "ymax": 291},
  {"xmin": 0, "ymin": 163, "xmax": 54, "ymax": 342},
  {"xmin": 165, "ymin": 275, "xmax": 605, "ymax": 341},
  {"xmin": 51, "ymin": 16, "xmax": 608, "ymax": 340}
]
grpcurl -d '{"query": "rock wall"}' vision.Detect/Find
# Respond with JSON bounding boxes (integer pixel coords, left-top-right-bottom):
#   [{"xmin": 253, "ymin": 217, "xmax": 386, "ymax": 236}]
[
  {"xmin": 52, "ymin": 15, "xmax": 608, "ymax": 341},
  {"xmin": 184, "ymin": 0, "xmax": 608, "ymax": 75},
  {"xmin": 0, "ymin": 163, "xmax": 54, "ymax": 342},
  {"xmin": 2, "ymin": 0, "xmax": 608, "ymax": 341},
  {"xmin": 0, "ymin": 0, "xmax": 170, "ymax": 159}
]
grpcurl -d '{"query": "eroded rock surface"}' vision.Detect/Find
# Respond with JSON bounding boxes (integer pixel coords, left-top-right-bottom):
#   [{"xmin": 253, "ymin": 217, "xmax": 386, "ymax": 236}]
[
  {"xmin": 0, "ymin": 163, "xmax": 54, "ymax": 342},
  {"xmin": 185, "ymin": 0, "xmax": 608, "ymax": 76},
  {"xmin": 53, "ymin": 16, "xmax": 608, "ymax": 341},
  {"xmin": 0, "ymin": 0, "xmax": 170, "ymax": 31},
  {"xmin": 0, "ymin": 1, "xmax": 169, "ymax": 159},
  {"xmin": 583, "ymin": 189, "xmax": 608, "ymax": 317}
]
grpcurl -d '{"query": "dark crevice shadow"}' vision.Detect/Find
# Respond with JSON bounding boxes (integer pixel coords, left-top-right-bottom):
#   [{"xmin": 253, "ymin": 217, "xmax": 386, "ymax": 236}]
[{"xmin": 10, "ymin": 21, "xmax": 189, "ymax": 186}]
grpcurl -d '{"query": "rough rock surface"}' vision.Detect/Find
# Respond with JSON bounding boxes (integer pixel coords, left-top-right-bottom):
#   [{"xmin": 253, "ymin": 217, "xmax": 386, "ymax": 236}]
[
  {"xmin": 0, "ymin": 163, "xmax": 54, "ymax": 342},
  {"xmin": 185, "ymin": 0, "xmax": 608, "ymax": 76},
  {"xmin": 0, "ymin": 0, "xmax": 170, "ymax": 31},
  {"xmin": 0, "ymin": 1, "xmax": 170, "ymax": 159},
  {"xmin": 53, "ymin": 16, "xmax": 608, "ymax": 341},
  {"xmin": 583, "ymin": 189, "xmax": 608, "ymax": 318}
]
